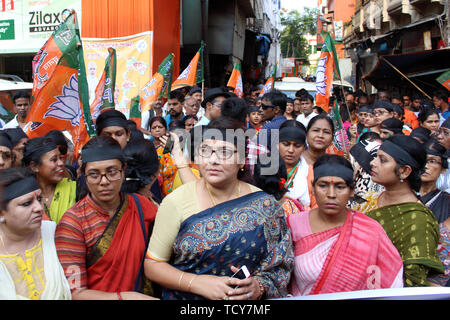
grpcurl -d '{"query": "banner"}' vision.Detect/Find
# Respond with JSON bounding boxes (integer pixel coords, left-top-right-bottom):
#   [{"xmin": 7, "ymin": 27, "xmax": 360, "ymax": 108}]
[
  {"xmin": 82, "ymin": 31, "xmax": 153, "ymax": 117},
  {"xmin": 0, "ymin": 0, "xmax": 82, "ymax": 54}
]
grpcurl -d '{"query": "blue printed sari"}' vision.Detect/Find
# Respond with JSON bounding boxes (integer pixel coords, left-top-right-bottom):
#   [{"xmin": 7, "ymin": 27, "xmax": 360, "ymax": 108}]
[{"xmin": 162, "ymin": 191, "xmax": 294, "ymax": 300}]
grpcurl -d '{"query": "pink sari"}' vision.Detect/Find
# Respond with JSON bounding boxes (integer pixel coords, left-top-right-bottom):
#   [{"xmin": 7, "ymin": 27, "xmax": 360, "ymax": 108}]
[{"xmin": 287, "ymin": 210, "xmax": 404, "ymax": 296}]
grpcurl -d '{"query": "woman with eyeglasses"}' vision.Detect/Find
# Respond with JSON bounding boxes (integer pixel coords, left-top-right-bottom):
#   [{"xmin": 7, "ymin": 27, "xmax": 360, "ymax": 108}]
[
  {"xmin": 55, "ymin": 136, "xmax": 158, "ymax": 300},
  {"xmin": 0, "ymin": 132, "xmax": 14, "ymax": 171},
  {"xmin": 366, "ymin": 135, "xmax": 444, "ymax": 287},
  {"xmin": 22, "ymin": 137, "xmax": 76, "ymax": 224},
  {"xmin": 420, "ymin": 140, "xmax": 450, "ymax": 287},
  {"xmin": 144, "ymin": 117, "xmax": 293, "ymax": 300},
  {"xmin": 0, "ymin": 168, "xmax": 71, "ymax": 300}
]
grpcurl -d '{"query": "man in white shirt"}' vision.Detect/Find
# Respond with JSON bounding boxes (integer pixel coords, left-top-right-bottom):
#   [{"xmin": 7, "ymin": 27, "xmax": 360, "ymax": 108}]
[
  {"xmin": 296, "ymin": 93, "xmax": 318, "ymax": 128},
  {"xmin": 3, "ymin": 90, "xmax": 31, "ymax": 129},
  {"xmin": 194, "ymin": 88, "xmax": 230, "ymax": 127}
]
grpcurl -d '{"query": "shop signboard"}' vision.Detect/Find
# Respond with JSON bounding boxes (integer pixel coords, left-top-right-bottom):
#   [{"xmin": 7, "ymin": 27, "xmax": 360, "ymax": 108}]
[{"xmin": 0, "ymin": 0, "xmax": 82, "ymax": 53}]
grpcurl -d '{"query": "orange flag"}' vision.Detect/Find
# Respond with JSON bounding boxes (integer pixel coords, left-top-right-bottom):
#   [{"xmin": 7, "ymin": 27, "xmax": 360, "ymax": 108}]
[
  {"xmin": 139, "ymin": 53, "xmax": 174, "ymax": 113},
  {"xmin": 227, "ymin": 61, "xmax": 243, "ymax": 98},
  {"xmin": 25, "ymin": 11, "xmax": 93, "ymax": 157},
  {"xmin": 171, "ymin": 42, "xmax": 204, "ymax": 91}
]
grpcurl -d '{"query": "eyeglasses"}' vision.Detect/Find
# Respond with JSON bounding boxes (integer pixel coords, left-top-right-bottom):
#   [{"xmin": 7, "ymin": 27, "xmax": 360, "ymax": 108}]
[
  {"xmin": 198, "ymin": 145, "xmax": 237, "ymax": 160},
  {"xmin": 437, "ymin": 130, "xmax": 450, "ymax": 137},
  {"xmin": 426, "ymin": 158, "xmax": 442, "ymax": 166},
  {"xmin": 0, "ymin": 151, "xmax": 11, "ymax": 161},
  {"xmin": 373, "ymin": 110, "xmax": 389, "ymax": 116},
  {"xmin": 85, "ymin": 169, "xmax": 123, "ymax": 184},
  {"xmin": 260, "ymin": 103, "xmax": 276, "ymax": 110}
]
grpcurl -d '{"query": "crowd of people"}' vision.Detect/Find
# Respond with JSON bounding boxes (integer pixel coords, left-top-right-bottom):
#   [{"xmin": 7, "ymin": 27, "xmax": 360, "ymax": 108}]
[{"xmin": 0, "ymin": 83, "xmax": 448, "ymax": 300}]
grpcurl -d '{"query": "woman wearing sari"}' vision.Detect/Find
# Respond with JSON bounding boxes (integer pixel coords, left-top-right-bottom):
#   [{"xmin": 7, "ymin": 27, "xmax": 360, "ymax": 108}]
[
  {"xmin": 0, "ymin": 168, "xmax": 71, "ymax": 300},
  {"xmin": 55, "ymin": 136, "xmax": 158, "ymax": 300},
  {"xmin": 22, "ymin": 137, "xmax": 76, "ymax": 223},
  {"xmin": 287, "ymin": 155, "xmax": 403, "ymax": 296},
  {"xmin": 144, "ymin": 117, "xmax": 294, "ymax": 300},
  {"xmin": 367, "ymin": 135, "xmax": 445, "ymax": 286},
  {"xmin": 302, "ymin": 114, "xmax": 335, "ymax": 209},
  {"xmin": 277, "ymin": 121, "xmax": 310, "ymax": 209},
  {"xmin": 419, "ymin": 139, "xmax": 449, "ymax": 286}
]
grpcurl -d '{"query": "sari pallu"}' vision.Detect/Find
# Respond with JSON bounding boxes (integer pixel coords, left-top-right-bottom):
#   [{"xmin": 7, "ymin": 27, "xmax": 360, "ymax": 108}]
[
  {"xmin": 86, "ymin": 194, "xmax": 155, "ymax": 294},
  {"xmin": 288, "ymin": 210, "xmax": 404, "ymax": 295},
  {"xmin": 163, "ymin": 191, "xmax": 294, "ymax": 300},
  {"xmin": 367, "ymin": 202, "xmax": 445, "ymax": 287}
]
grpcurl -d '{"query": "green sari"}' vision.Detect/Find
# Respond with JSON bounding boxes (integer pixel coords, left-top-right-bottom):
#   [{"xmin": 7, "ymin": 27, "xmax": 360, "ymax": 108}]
[
  {"xmin": 367, "ymin": 202, "xmax": 444, "ymax": 287},
  {"xmin": 45, "ymin": 178, "xmax": 77, "ymax": 224}
]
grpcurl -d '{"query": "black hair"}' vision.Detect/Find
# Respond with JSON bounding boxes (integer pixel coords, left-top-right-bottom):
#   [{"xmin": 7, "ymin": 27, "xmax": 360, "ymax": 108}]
[
  {"xmin": 300, "ymin": 94, "xmax": 314, "ymax": 103},
  {"xmin": 149, "ymin": 116, "xmax": 168, "ymax": 130},
  {"xmin": 390, "ymin": 92, "xmax": 402, "ymax": 101},
  {"xmin": 377, "ymin": 90, "xmax": 391, "ymax": 100},
  {"xmin": 169, "ymin": 120, "xmax": 185, "ymax": 131},
  {"xmin": 306, "ymin": 114, "xmax": 335, "ymax": 134},
  {"xmin": 433, "ymin": 90, "xmax": 448, "ymax": 102},
  {"xmin": 22, "ymin": 137, "xmax": 57, "ymax": 167},
  {"xmin": 313, "ymin": 154, "xmax": 355, "ymax": 189},
  {"xmin": 182, "ymin": 115, "xmax": 198, "ymax": 129},
  {"xmin": 386, "ymin": 135, "xmax": 427, "ymax": 193},
  {"xmin": 3, "ymin": 128, "xmax": 28, "ymax": 147},
  {"xmin": 295, "ymin": 89, "xmax": 308, "ymax": 98},
  {"xmin": 424, "ymin": 138, "xmax": 448, "ymax": 169},
  {"xmin": 418, "ymin": 107, "xmax": 440, "ymax": 124},
  {"xmin": 262, "ymin": 90, "xmax": 287, "ymax": 112},
  {"xmin": 358, "ymin": 131, "xmax": 381, "ymax": 142},
  {"xmin": 169, "ymin": 89, "xmax": 185, "ymax": 103},
  {"xmin": 12, "ymin": 90, "xmax": 30, "ymax": 104},
  {"xmin": 221, "ymin": 97, "xmax": 248, "ymax": 124},
  {"xmin": 122, "ymin": 139, "xmax": 160, "ymax": 194},
  {"xmin": 286, "ymin": 98, "xmax": 294, "ymax": 104},
  {"xmin": 0, "ymin": 167, "xmax": 35, "ymax": 210},
  {"xmin": 253, "ymin": 154, "xmax": 287, "ymax": 201},
  {"xmin": 279, "ymin": 119, "xmax": 306, "ymax": 132},
  {"xmin": 409, "ymin": 127, "xmax": 431, "ymax": 144}
]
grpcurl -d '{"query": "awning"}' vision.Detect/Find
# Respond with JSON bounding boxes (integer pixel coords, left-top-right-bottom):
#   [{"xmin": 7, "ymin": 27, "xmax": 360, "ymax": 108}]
[{"xmin": 361, "ymin": 48, "xmax": 450, "ymax": 96}]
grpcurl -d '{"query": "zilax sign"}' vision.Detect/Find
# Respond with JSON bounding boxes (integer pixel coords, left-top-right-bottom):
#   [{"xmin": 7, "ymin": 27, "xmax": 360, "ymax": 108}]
[{"xmin": 29, "ymin": 8, "xmax": 72, "ymax": 33}]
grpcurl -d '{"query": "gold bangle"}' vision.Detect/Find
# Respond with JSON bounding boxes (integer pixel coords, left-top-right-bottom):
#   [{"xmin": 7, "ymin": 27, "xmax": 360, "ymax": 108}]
[
  {"xmin": 187, "ymin": 275, "xmax": 197, "ymax": 292},
  {"xmin": 255, "ymin": 278, "xmax": 265, "ymax": 299},
  {"xmin": 178, "ymin": 272, "xmax": 185, "ymax": 290}
]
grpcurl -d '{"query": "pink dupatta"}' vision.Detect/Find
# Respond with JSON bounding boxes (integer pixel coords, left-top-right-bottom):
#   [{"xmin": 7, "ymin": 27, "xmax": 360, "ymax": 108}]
[{"xmin": 287, "ymin": 210, "xmax": 403, "ymax": 295}]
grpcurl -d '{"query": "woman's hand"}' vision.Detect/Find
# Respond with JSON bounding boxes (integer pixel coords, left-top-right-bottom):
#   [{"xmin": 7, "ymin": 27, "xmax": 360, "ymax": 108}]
[
  {"xmin": 226, "ymin": 265, "xmax": 262, "ymax": 300},
  {"xmin": 190, "ymin": 274, "xmax": 234, "ymax": 300},
  {"xmin": 160, "ymin": 132, "xmax": 188, "ymax": 167},
  {"xmin": 120, "ymin": 291, "xmax": 160, "ymax": 300}
]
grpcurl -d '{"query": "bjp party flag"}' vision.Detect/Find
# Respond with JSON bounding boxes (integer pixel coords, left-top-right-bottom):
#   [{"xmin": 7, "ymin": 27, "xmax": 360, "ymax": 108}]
[
  {"xmin": 129, "ymin": 95, "xmax": 142, "ymax": 128},
  {"xmin": 25, "ymin": 10, "xmax": 92, "ymax": 157},
  {"xmin": 139, "ymin": 53, "xmax": 174, "ymax": 113},
  {"xmin": 259, "ymin": 63, "xmax": 277, "ymax": 97},
  {"xmin": 90, "ymin": 47, "xmax": 117, "ymax": 122},
  {"xmin": 437, "ymin": 70, "xmax": 450, "ymax": 91},
  {"xmin": 315, "ymin": 31, "xmax": 341, "ymax": 113},
  {"xmin": 171, "ymin": 41, "xmax": 204, "ymax": 91},
  {"xmin": 227, "ymin": 61, "xmax": 243, "ymax": 98}
]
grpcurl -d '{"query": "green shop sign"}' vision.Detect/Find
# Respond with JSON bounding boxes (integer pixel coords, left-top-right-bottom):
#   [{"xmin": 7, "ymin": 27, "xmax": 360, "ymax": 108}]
[{"xmin": 0, "ymin": 20, "xmax": 15, "ymax": 40}]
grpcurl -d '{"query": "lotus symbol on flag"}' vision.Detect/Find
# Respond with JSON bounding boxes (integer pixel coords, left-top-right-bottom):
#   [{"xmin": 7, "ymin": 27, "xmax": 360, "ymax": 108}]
[
  {"xmin": 44, "ymin": 75, "xmax": 82, "ymax": 127},
  {"xmin": 316, "ymin": 56, "xmax": 328, "ymax": 96}
]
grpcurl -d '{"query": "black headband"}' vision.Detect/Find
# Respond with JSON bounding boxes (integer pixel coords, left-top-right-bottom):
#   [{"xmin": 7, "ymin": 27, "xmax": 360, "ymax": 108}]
[
  {"xmin": 81, "ymin": 146, "xmax": 124, "ymax": 164},
  {"xmin": 0, "ymin": 134, "xmax": 12, "ymax": 150},
  {"xmin": 23, "ymin": 141, "xmax": 58, "ymax": 163},
  {"xmin": 97, "ymin": 117, "xmax": 128, "ymax": 131},
  {"xmin": 380, "ymin": 140, "xmax": 420, "ymax": 169},
  {"xmin": 2, "ymin": 176, "xmax": 40, "ymax": 206},
  {"xmin": 279, "ymin": 127, "xmax": 306, "ymax": 145},
  {"xmin": 313, "ymin": 163, "xmax": 354, "ymax": 184}
]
